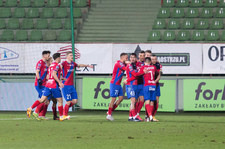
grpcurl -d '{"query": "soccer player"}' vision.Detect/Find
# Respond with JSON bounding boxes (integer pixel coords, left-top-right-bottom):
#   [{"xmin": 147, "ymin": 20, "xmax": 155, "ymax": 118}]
[
  {"xmin": 125, "ymin": 57, "xmax": 160, "ymax": 122},
  {"xmin": 106, "ymin": 53, "xmax": 128, "ymax": 121},
  {"xmin": 125, "ymin": 53, "xmax": 140, "ymax": 122},
  {"xmin": 135, "ymin": 51, "xmax": 145, "ymax": 121},
  {"xmin": 61, "ymin": 51, "xmax": 93, "ymax": 120},
  {"xmin": 27, "ymin": 51, "xmax": 50, "ymax": 118},
  {"xmin": 145, "ymin": 50, "xmax": 152, "ymax": 58},
  {"xmin": 151, "ymin": 54, "xmax": 162, "ymax": 122},
  {"xmin": 27, "ymin": 53, "xmax": 65, "ymax": 121},
  {"xmin": 35, "ymin": 57, "xmax": 59, "ymax": 120}
]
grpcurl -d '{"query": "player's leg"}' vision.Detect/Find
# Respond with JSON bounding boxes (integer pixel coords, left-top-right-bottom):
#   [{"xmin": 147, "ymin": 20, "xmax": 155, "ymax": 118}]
[
  {"xmin": 106, "ymin": 83, "xmax": 118, "ymax": 121},
  {"xmin": 32, "ymin": 95, "xmax": 48, "ymax": 120},
  {"xmin": 38, "ymin": 100, "xmax": 50, "ymax": 120},
  {"xmin": 63, "ymin": 86, "xmax": 78, "ymax": 120},
  {"xmin": 112, "ymin": 85, "xmax": 124, "ymax": 111},
  {"xmin": 52, "ymin": 98, "xmax": 59, "ymax": 120},
  {"xmin": 144, "ymin": 85, "xmax": 154, "ymax": 122},
  {"xmin": 135, "ymin": 85, "xmax": 144, "ymax": 121},
  {"xmin": 52, "ymin": 88, "xmax": 64, "ymax": 121},
  {"xmin": 148, "ymin": 86, "xmax": 156, "ymax": 121},
  {"xmin": 126, "ymin": 85, "xmax": 135, "ymax": 121},
  {"xmin": 153, "ymin": 85, "xmax": 160, "ymax": 122},
  {"xmin": 27, "ymin": 86, "xmax": 44, "ymax": 118}
]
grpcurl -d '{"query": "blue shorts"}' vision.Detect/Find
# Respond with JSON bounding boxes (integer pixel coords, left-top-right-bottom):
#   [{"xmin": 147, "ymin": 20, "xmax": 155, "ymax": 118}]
[
  {"xmin": 156, "ymin": 85, "xmax": 161, "ymax": 97},
  {"xmin": 110, "ymin": 83, "xmax": 123, "ymax": 97},
  {"xmin": 42, "ymin": 87, "xmax": 62, "ymax": 99},
  {"xmin": 143, "ymin": 85, "xmax": 156, "ymax": 101},
  {"xmin": 35, "ymin": 85, "xmax": 45, "ymax": 98},
  {"xmin": 126, "ymin": 85, "xmax": 137, "ymax": 99},
  {"xmin": 62, "ymin": 85, "xmax": 78, "ymax": 101},
  {"xmin": 136, "ymin": 84, "xmax": 144, "ymax": 97}
]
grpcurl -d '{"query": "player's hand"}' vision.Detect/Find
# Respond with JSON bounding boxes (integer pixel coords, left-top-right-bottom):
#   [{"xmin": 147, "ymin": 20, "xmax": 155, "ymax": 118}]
[
  {"xmin": 123, "ymin": 80, "xmax": 127, "ymax": 85},
  {"xmin": 61, "ymin": 77, "xmax": 67, "ymax": 81},
  {"xmin": 59, "ymin": 82, "xmax": 64, "ymax": 88},
  {"xmin": 88, "ymin": 65, "xmax": 94, "ymax": 68},
  {"xmin": 38, "ymin": 79, "xmax": 43, "ymax": 86}
]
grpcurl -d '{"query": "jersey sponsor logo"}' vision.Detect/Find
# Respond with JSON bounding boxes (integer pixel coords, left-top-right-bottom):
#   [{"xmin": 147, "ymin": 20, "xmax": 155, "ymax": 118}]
[{"xmin": 0, "ymin": 47, "xmax": 19, "ymax": 61}]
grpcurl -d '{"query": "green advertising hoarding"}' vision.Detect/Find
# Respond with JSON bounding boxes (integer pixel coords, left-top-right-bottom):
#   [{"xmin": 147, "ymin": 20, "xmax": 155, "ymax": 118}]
[
  {"xmin": 184, "ymin": 79, "xmax": 225, "ymax": 111},
  {"xmin": 82, "ymin": 78, "xmax": 176, "ymax": 112}
]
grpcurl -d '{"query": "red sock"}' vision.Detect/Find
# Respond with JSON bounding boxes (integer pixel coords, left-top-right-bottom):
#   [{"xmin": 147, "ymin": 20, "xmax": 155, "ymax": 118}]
[
  {"xmin": 41, "ymin": 104, "xmax": 48, "ymax": 116},
  {"xmin": 131, "ymin": 109, "xmax": 136, "ymax": 118},
  {"xmin": 129, "ymin": 110, "xmax": 132, "ymax": 117},
  {"xmin": 137, "ymin": 101, "xmax": 144, "ymax": 114},
  {"xmin": 149, "ymin": 105, "xmax": 154, "ymax": 116},
  {"xmin": 52, "ymin": 106, "xmax": 57, "ymax": 117},
  {"xmin": 135, "ymin": 102, "xmax": 139, "ymax": 114},
  {"xmin": 145, "ymin": 104, "xmax": 152, "ymax": 116},
  {"xmin": 35, "ymin": 103, "xmax": 44, "ymax": 113},
  {"xmin": 112, "ymin": 104, "xmax": 118, "ymax": 111},
  {"xmin": 108, "ymin": 107, "xmax": 113, "ymax": 115},
  {"xmin": 58, "ymin": 106, "xmax": 63, "ymax": 117},
  {"xmin": 145, "ymin": 107, "xmax": 148, "ymax": 117},
  {"xmin": 153, "ymin": 102, "xmax": 159, "ymax": 116},
  {"xmin": 69, "ymin": 102, "xmax": 74, "ymax": 107},
  {"xmin": 31, "ymin": 100, "xmax": 40, "ymax": 109},
  {"xmin": 63, "ymin": 104, "xmax": 70, "ymax": 116}
]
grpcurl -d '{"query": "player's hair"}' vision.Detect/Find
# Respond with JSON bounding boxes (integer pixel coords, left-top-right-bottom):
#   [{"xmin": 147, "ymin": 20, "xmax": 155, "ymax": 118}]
[
  {"xmin": 66, "ymin": 51, "xmax": 73, "ymax": 56},
  {"xmin": 42, "ymin": 51, "xmax": 51, "ymax": 55},
  {"xmin": 53, "ymin": 53, "xmax": 61, "ymax": 60},
  {"xmin": 145, "ymin": 50, "xmax": 152, "ymax": 54},
  {"xmin": 130, "ymin": 53, "xmax": 137, "ymax": 57},
  {"xmin": 139, "ymin": 50, "xmax": 145, "ymax": 54},
  {"xmin": 152, "ymin": 54, "xmax": 157, "ymax": 57},
  {"xmin": 120, "ymin": 53, "xmax": 128, "ymax": 57},
  {"xmin": 145, "ymin": 57, "xmax": 151, "ymax": 62}
]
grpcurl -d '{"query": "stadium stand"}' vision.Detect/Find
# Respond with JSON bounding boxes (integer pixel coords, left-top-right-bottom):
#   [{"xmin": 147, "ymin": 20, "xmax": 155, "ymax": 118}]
[
  {"xmin": 77, "ymin": 0, "xmax": 161, "ymax": 42},
  {"xmin": 0, "ymin": 0, "xmax": 89, "ymax": 42},
  {"xmin": 148, "ymin": 0, "xmax": 225, "ymax": 42}
]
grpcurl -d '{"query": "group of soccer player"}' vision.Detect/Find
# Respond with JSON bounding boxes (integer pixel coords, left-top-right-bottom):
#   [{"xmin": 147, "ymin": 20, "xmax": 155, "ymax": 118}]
[
  {"xmin": 106, "ymin": 50, "xmax": 162, "ymax": 122},
  {"xmin": 26, "ymin": 51, "xmax": 93, "ymax": 121}
]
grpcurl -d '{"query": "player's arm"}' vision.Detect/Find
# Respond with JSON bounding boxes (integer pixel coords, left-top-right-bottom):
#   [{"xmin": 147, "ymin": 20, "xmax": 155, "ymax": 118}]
[
  {"xmin": 36, "ymin": 68, "xmax": 43, "ymax": 85},
  {"xmin": 77, "ymin": 64, "xmax": 93, "ymax": 68},
  {"xmin": 46, "ymin": 74, "xmax": 49, "ymax": 80},
  {"xmin": 52, "ymin": 70, "xmax": 64, "ymax": 88},
  {"xmin": 36, "ymin": 69, "xmax": 40, "ymax": 79},
  {"xmin": 155, "ymin": 71, "xmax": 161, "ymax": 83}
]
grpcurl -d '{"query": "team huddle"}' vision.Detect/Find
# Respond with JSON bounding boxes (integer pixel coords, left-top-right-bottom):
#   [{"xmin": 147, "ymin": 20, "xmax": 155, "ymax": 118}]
[
  {"xmin": 26, "ymin": 50, "xmax": 161, "ymax": 122},
  {"xmin": 106, "ymin": 50, "xmax": 162, "ymax": 122},
  {"xmin": 26, "ymin": 51, "xmax": 93, "ymax": 121}
]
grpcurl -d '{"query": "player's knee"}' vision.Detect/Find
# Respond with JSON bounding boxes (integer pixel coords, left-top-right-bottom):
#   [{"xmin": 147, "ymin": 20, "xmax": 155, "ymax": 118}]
[{"xmin": 72, "ymin": 99, "xmax": 78, "ymax": 104}]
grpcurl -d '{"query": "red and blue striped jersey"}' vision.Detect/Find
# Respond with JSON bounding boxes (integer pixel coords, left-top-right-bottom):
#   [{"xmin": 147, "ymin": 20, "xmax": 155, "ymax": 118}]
[
  {"xmin": 61, "ymin": 61, "xmax": 77, "ymax": 86},
  {"xmin": 136, "ymin": 60, "xmax": 145, "ymax": 85},
  {"xmin": 139, "ymin": 64, "xmax": 157, "ymax": 86},
  {"xmin": 45, "ymin": 62, "xmax": 61, "ymax": 89},
  {"xmin": 110, "ymin": 60, "xmax": 126, "ymax": 85},
  {"xmin": 125, "ymin": 63, "xmax": 138, "ymax": 85},
  {"xmin": 35, "ymin": 59, "xmax": 48, "ymax": 86}
]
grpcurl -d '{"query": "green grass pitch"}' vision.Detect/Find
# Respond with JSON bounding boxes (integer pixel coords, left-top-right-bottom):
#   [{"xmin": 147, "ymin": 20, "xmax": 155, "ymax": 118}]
[{"xmin": 0, "ymin": 111, "xmax": 225, "ymax": 149}]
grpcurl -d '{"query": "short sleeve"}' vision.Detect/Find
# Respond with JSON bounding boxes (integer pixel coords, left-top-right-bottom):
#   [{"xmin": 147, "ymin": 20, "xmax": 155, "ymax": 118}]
[
  {"xmin": 54, "ymin": 64, "xmax": 60, "ymax": 71},
  {"xmin": 36, "ymin": 61, "xmax": 42, "ymax": 70},
  {"xmin": 74, "ymin": 62, "xmax": 78, "ymax": 68}
]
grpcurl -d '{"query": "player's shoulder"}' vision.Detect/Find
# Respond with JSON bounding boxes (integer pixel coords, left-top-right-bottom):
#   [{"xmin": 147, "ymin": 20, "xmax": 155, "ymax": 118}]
[{"xmin": 37, "ymin": 59, "xmax": 43, "ymax": 64}]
